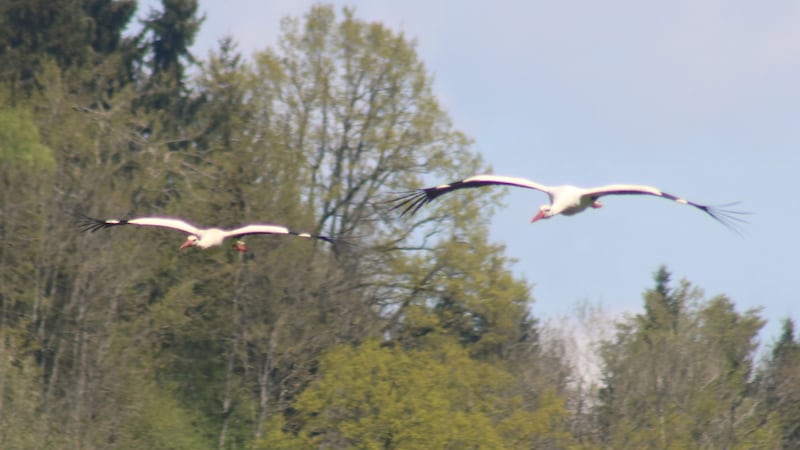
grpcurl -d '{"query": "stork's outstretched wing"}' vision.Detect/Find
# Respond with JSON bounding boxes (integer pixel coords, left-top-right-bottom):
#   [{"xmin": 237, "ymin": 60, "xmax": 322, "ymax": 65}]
[{"xmin": 388, "ymin": 174, "xmax": 552, "ymax": 216}]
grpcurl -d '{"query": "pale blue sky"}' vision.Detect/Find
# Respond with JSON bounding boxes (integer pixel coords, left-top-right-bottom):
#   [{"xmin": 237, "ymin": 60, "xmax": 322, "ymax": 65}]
[{"xmin": 138, "ymin": 0, "xmax": 800, "ymax": 342}]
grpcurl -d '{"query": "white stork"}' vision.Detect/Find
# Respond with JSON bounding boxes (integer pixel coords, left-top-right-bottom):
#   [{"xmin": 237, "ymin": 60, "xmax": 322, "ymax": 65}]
[
  {"xmin": 80, "ymin": 215, "xmax": 335, "ymax": 252},
  {"xmin": 389, "ymin": 174, "xmax": 747, "ymax": 231}
]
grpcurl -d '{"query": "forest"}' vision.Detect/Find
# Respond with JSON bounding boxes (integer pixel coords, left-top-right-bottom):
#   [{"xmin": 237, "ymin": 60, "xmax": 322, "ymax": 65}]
[{"xmin": 0, "ymin": 1, "xmax": 798, "ymax": 448}]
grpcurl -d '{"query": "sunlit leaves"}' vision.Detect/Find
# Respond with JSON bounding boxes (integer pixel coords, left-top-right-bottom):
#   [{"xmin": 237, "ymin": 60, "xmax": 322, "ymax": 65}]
[
  {"xmin": 0, "ymin": 107, "xmax": 54, "ymax": 172},
  {"xmin": 258, "ymin": 339, "xmax": 575, "ymax": 449}
]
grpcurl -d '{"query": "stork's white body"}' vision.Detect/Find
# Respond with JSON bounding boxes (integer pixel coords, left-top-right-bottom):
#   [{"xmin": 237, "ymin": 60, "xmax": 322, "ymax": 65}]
[
  {"xmin": 543, "ymin": 185, "xmax": 597, "ymax": 216},
  {"xmin": 191, "ymin": 228, "xmax": 227, "ymax": 249}
]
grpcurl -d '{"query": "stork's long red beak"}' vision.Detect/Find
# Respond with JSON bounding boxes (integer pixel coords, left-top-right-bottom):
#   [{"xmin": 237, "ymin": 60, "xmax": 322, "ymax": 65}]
[
  {"xmin": 531, "ymin": 210, "xmax": 547, "ymax": 223},
  {"xmin": 179, "ymin": 239, "xmax": 193, "ymax": 250}
]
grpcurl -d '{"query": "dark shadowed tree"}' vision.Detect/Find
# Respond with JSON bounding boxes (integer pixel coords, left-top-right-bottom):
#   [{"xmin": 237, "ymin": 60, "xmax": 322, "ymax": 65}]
[
  {"xmin": 761, "ymin": 318, "xmax": 800, "ymax": 448},
  {"xmin": 137, "ymin": 0, "xmax": 204, "ymax": 128},
  {"xmin": 0, "ymin": 0, "xmax": 137, "ymax": 99}
]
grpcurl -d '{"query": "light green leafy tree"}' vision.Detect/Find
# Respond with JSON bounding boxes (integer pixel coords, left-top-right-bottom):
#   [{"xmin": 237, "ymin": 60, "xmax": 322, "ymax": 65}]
[
  {"xmin": 0, "ymin": 106, "xmax": 55, "ymax": 329},
  {"xmin": 255, "ymin": 338, "xmax": 577, "ymax": 449},
  {"xmin": 143, "ymin": 6, "xmax": 570, "ymax": 447},
  {"xmin": 150, "ymin": 6, "xmax": 575, "ymax": 446},
  {"xmin": 0, "ymin": 107, "xmax": 54, "ymax": 171}
]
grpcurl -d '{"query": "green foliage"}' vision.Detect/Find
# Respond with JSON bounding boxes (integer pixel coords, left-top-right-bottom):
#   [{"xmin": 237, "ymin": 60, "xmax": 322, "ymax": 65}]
[
  {"xmin": 0, "ymin": 0, "xmax": 137, "ymax": 99},
  {"xmin": 0, "ymin": 332, "xmax": 48, "ymax": 449},
  {"xmin": 0, "ymin": 103, "xmax": 56, "ymax": 333},
  {"xmin": 115, "ymin": 376, "xmax": 213, "ymax": 450},
  {"xmin": 595, "ymin": 267, "xmax": 779, "ymax": 449},
  {"xmin": 250, "ymin": 4, "xmax": 477, "ymax": 239},
  {"xmin": 141, "ymin": 0, "xmax": 203, "ymax": 83},
  {"xmin": 138, "ymin": 0, "xmax": 204, "ymax": 127},
  {"xmin": 641, "ymin": 265, "xmax": 681, "ymax": 331},
  {"xmin": 0, "ymin": 3, "xmax": 789, "ymax": 449},
  {"xmin": 95, "ymin": 356, "xmax": 218, "ymax": 450},
  {"xmin": 256, "ymin": 338, "xmax": 576, "ymax": 449},
  {"xmin": 389, "ymin": 225, "xmax": 536, "ymax": 363},
  {"xmin": 0, "ymin": 107, "xmax": 54, "ymax": 172},
  {"xmin": 760, "ymin": 318, "xmax": 800, "ymax": 448}
]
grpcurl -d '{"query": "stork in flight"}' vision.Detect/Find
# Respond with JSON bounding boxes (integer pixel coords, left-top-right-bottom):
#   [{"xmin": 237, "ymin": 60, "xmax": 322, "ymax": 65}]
[
  {"xmin": 389, "ymin": 174, "xmax": 747, "ymax": 231},
  {"xmin": 80, "ymin": 215, "xmax": 335, "ymax": 252}
]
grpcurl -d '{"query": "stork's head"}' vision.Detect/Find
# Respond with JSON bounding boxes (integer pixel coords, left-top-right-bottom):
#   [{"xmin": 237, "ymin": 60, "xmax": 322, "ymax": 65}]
[
  {"xmin": 531, "ymin": 205, "xmax": 552, "ymax": 223},
  {"xmin": 232, "ymin": 240, "xmax": 247, "ymax": 252},
  {"xmin": 180, "ymin": 235, "xmax": 199, "ymax": 249}
]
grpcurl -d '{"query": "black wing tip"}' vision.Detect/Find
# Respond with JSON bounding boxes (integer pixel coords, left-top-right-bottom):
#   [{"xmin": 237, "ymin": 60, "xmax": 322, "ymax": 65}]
[
  {"xmin": 317, "ymin": 235, "xmax": 337, "ymax": 245},
  {"xmin": 385, "ymin": 189, "xmax": 435, "ymax": 216},
  {"xmin": 661, "ymin": 194, "xmax": 751, "ymax": 236},
  {"xmin": 331, "ymin": 236, "xmax": 360, "ymax": 250},
  {"xmin": 384, "ymin": 179, "xmax": 487, "ymax": 216},
  {"xmin": 701, "ymin": 204, "xmax": 751, "ymax": 236},
  {"xmin": 77, "ymin": 214, "xmax": 106, "ymax": 233},
  {"xmin": 77, "ymin": 213, "xmax": 125, "ymax": 233},
  {"xmin": 380, "ymin": 189, "xmax": 425, "ymax": 203}
]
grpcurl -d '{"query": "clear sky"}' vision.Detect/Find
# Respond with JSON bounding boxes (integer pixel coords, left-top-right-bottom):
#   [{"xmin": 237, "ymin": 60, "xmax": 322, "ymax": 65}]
[{"xmin": 137, "ymin": 0, "xmax": 800, "ymax": 342}]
